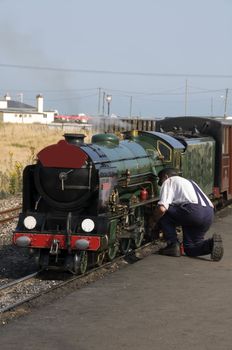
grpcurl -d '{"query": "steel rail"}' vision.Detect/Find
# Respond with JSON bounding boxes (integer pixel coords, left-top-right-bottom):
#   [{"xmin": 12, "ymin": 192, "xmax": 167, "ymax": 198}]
[
  {"xmin": 0, "ymin": 206, "xmax": 22, "ymax": 215},
  {"xmin": 0, "ymin": 271, "xmax": 40, "ymax": 292},
  {"xmin": 0, "ymin": 242, "xmax": 157, "ymax": 314},
  {"xmin": 0, "ymin": 205, "xmax": 22, "ymax": 225}
]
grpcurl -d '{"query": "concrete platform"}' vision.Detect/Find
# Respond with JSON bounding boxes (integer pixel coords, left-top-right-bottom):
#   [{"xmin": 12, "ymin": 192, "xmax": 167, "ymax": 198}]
[{"xmin": 0, "ymin": 207, "xmax": 232, "ymax": 350}]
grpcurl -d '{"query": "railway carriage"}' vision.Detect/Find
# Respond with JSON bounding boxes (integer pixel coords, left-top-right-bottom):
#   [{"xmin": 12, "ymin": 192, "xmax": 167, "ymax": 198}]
[{"xmin": 156, "ymin": 116, "xmax": 232, "ymax": 200}]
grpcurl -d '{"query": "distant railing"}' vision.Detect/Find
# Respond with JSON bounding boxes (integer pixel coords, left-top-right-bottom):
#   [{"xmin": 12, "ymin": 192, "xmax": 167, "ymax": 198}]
[
  {"xmin": 49, "ymin": 118, "xmax": 156, "ymax": 134},
  {"xmin": 91, "ymin": 118, "xmax": 156, "ymax": 133}
]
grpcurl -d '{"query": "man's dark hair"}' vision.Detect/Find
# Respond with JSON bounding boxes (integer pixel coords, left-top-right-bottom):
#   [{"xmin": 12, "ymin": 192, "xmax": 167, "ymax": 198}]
[{"xmin": 158, "ymin": 167, "xmax": 178, "ymax": 179}]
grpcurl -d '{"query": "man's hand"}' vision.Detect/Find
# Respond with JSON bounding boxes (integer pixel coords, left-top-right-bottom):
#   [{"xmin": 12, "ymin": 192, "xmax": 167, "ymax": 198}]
[
  {"xmin": 148, "ymin": 205, "xmax": 167, "ymax": 228},
  {"xmin": 153, "ymin": 205, "xmax": 167, "ymax": 221},
  {"xmin": 147, "ymin": 205, "xmax": 167, "ymax": 241}
]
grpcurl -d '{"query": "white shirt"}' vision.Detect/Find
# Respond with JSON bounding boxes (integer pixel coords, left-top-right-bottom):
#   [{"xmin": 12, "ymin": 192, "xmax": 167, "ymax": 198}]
[{"xmin": 158, "ymin": 176, "xmax": 214, "ymax": 210}]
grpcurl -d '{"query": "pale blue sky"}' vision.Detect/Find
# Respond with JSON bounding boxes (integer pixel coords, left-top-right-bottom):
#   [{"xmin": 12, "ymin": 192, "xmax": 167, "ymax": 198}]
[{"xmin": 0, "ymin": 0, "xmax": 231, "ymax": 117}]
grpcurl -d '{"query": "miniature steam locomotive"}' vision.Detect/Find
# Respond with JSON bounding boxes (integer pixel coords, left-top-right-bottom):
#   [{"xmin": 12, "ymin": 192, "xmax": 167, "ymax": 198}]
[{"xmin": 13, "ymin": 116, "xmax": 231, "ymax": 274}]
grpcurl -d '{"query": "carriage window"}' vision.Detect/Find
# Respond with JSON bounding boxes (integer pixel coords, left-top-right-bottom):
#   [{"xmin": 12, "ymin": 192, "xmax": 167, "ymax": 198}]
[{"xmin": 157, "ymin": 141, "xmax": 172, "ymax": 162}]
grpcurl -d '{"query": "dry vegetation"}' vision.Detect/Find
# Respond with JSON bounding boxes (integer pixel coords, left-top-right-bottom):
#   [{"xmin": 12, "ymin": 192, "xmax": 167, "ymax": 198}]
[{"xmin": 0, "ymin": 123, "xmax": 92, "ymax": 197}]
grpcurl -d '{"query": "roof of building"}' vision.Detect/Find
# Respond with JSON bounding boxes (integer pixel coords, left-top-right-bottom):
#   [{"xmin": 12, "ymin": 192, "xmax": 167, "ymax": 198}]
[
  {"xmin": 7, "ymin": 100, "xmax": 35, "ymax": 110},
  {"xmin": 0, "ymin": 99, "xmax": 37, "ymax": 113}
]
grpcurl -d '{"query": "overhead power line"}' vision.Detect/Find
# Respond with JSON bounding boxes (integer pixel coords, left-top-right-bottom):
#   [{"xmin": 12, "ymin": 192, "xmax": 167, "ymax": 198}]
[{"xmin": 0, "ymin": 63, "xmax": 232, "ymax": 79}]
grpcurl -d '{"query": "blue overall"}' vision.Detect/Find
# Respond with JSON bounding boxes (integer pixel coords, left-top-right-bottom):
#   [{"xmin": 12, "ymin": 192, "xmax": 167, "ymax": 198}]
[{"xmin": 158, "ymin": 181, "xmax": 214, "ymax": 256}]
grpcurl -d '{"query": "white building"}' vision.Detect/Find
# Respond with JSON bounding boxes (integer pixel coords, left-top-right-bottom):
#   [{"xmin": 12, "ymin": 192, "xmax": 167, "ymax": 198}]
[{"xmin": 0, "ymin": 94, "xmax": 57, "ymax": 124}]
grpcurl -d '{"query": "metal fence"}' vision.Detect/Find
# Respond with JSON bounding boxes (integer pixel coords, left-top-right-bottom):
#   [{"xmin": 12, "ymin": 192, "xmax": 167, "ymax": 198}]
[
  {"xmin": 49, "ymin": 118, "xmax": 156, "ymax": 134},
  {"xmin": 91, "ymin": 118, "xmax": 156, "ymax": 133}
]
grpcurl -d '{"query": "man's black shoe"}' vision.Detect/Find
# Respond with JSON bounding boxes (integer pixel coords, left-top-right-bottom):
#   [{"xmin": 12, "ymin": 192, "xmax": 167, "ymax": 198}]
[
  {"xmin": 211, "ymin": 234, "xmax": 224, "ymax": 261},
  {"xmin": 158, "ymin": 242, "xmax": 181, "ymax": 257}
]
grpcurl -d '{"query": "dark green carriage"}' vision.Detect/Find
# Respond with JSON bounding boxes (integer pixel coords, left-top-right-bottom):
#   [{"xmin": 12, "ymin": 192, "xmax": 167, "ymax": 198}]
[
  {"xmin": 181, "ymin": 137, "xmax": 215, "ymax": 196},
  {"xmin": 156, "ymin": 117, "xmax": 216, "ymax": 197}
]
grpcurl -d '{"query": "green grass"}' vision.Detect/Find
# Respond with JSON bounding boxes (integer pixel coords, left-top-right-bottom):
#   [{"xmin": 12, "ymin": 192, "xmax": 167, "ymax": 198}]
[{"xmin": 0, "ymin": 123, "xmax": 91, "ymax": 198}]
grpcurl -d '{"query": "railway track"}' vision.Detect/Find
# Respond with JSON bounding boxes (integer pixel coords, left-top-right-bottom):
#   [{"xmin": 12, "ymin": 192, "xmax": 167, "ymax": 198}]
[
  {"xmin": 0, "ymin": 241, "xmax": 159, "ymax": 316},
  {"xmin": 0, "ymin": 271, "xmax": 39, "ymax": 292},
  {"xmin": 0, "ymin": 270, "xmax": 67, "ymax": 313},
  {"xmin": 0, "ymin": 203, "xmax": 228, "ymax": 319},
  {"xmin": 0, "ymin": 202, "xmax": 230, "ymax": 322},
  {"xmin": 0, "ymin": 206, "xmax": 22, "ymax": 225}
]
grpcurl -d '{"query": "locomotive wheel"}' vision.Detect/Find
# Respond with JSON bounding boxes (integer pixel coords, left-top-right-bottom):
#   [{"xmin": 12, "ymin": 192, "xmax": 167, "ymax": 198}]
[
  {"xmin": 132, "ymin": 230, "xmax": 144, "ymax": 249},
  {"xmin": 107, "ymin": 243, "xmax": 118, "ymax": 261},
  {"xmin": 132, "ymin": 207, "xmax": 145, "ymax": 248},
  {"xmin": 96, "ymin": 251, "xmax": 105, "ymax": 267},
  {"xmin": 120, "ymin": 238, "xmax": 131, "ymax": 255},
  {"xmin": 73, "ymin": 251, "xmax": 88, "ymax": 275}
]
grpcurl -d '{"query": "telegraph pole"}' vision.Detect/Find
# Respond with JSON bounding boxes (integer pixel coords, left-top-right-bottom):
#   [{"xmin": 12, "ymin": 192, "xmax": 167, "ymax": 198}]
[
  {"xmin": 185, "ymin": 79, "xmax": 188, "ymax": 116},
  {"xmin": 224, "ymin": 88, "xmax": 229, "ymax": 118},
  {"xmin": 129, "ymin": 96, "xmax": 133, "ymax": 118},
  {"xmin": 102, "ymin": 91, "xmax": 105, "ymax": 115},
  {"xmin": 211, "ymin": 97, "xmax": 214, "ymax": 117},
  {"xmin": 97, "ymin": 87, "xmax": 101, "ymax": 115}
]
